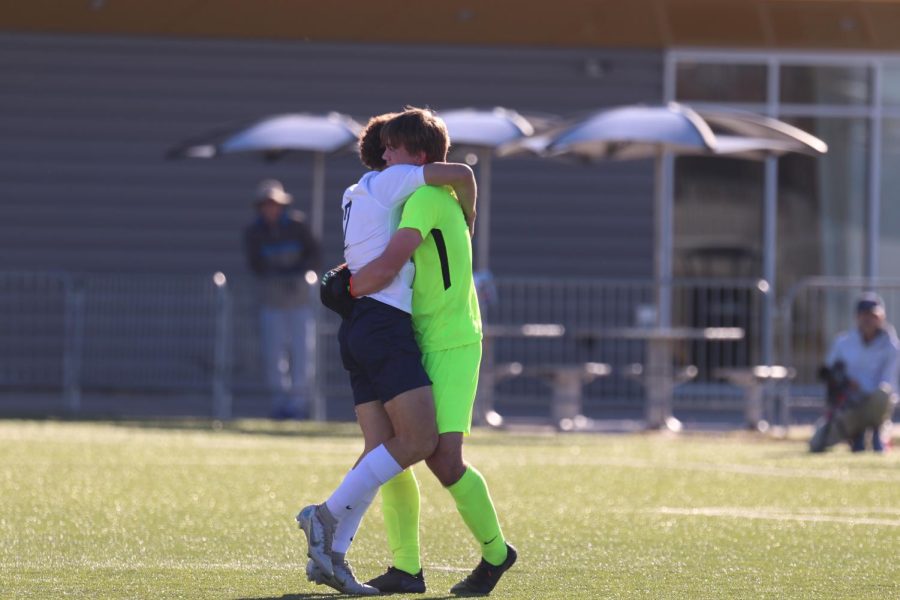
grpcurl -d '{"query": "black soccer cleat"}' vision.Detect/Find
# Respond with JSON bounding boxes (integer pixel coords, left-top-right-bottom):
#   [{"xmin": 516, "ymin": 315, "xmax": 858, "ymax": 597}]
[
  {"xmin": 450, "ymin": 543, "xmax": 517, "ymax": 596},
  {"xmin": 365, "ymin": 566, "xmax": 426, "ymax": 594}
]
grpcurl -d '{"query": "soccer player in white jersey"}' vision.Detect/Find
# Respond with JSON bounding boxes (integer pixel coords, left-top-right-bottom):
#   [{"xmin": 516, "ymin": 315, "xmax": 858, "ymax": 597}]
[{"xmin": 296, "ymin": 113, "xmax": 476, "ymax": 595}]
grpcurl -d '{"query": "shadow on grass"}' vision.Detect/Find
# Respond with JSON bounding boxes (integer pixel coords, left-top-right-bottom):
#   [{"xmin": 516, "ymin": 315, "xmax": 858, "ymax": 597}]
[
  {"xmin": 235, "ymin": 594, "xmax": 352, "ymax": 600},
  {"xmin": 2, "ymin": 414, "xmax": 585, "ymax": 445},
  {"xmin": 236, "ymin": 595, "xmax": 455, "ymax": 600},
  {"xmin": 0, "ymin": 414, "xmax": 363, "ymax": 440},
  {"xmin": 109, "ymin": 418, "xmax": 364, "ymax": 439}
]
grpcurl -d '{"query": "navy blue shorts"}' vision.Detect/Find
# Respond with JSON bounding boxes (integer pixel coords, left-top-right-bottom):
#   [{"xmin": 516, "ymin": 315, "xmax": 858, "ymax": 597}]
[{"xmin": 338, "ymin": 298, "xmax": 431, "ymax": 405}]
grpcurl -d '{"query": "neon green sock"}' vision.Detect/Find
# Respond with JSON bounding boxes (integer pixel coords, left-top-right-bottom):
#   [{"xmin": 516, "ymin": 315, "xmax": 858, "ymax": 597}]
[
  {"xmin": 380, "ymin": 468, "xmax": 421, "ymax": 575},
  {"xmin": 446, "ymin": 466, "xmax": 508, "ymax": 566}
]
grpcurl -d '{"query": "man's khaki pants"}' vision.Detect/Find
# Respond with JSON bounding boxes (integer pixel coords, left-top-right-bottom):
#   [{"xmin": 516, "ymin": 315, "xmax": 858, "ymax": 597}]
[{"xmin": 809, "ymin": 385, "xmax": 896, "ymax": 452}]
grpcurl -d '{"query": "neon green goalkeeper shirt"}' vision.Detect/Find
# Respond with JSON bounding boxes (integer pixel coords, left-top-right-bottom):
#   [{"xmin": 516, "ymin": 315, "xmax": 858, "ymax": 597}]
[{"xmin": 398, "ymin": 184, "xmax": 482, "ymax": 353}]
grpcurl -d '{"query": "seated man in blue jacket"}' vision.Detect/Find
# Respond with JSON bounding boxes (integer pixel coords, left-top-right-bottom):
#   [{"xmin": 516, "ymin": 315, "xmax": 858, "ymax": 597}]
[{"xmin": 812, "ymin": 292, "xmax": 899, "ymax": 453}]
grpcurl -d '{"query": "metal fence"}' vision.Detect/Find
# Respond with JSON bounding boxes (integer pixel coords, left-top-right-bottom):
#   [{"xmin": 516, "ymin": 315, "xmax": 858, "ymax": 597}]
[
  {"xmin": 0, "ymin": 270, "xmax": 780, "ymax": 425},
  {"xmin": 481, "ymin": 277, "xmax": 769, "ymax": 423},
  {"xmin": 779, "ymin": 277, "xmax": 900, "ymax": 424},
  {"xmin": 0, "ymin": 270, "xmax": 353, "ymax": 418},
  {"xmin": 7, "ymin": 270, "xmax": 897, "ymax": 427},
  {"xmin": 0, "ymin": 271, "xmax": 231, "ymax": 412}
]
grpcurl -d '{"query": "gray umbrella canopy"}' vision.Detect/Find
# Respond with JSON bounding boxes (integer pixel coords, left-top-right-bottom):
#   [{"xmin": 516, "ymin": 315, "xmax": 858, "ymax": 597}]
[
  {"xmin": 219, "ymin": 113, "xmax": 362, "ymax": 155},
  {"xmin": 441, "ymin": 107, "xmax": 535, "ymax": 148},
  {"xmin": 543, "ymin": 103, "xmax": 828, "ymax": 160},
  {"xmin": 169, "ymin": 112, "xmax": 363, "ymax": 241},
  {"xmin": 713, "ymin": 135, "xmax": 817, "ymax": 159},
  {"xmin": 542, "ymin": 103, "xmax": 720, "ymax": 327},
  {"xmin": 698, "ymin": 108, "xmax": 827, "ymax": 365},
  {"xmin": 531, "ymin": 103, "xmax": 826, "ymax": 332},
  {"xmin": 168, "ymin": 111, "xmax": 363, "ymax": 423},
  {"xmin": 439, "ymin": 107, "xmax": 541, "ymax": 271},
  {"xmin": 531, "ymin": 103, "xmax": 828, "ymax": 430},
  {"xmin": 699, "ymin": 108, "xmax": 828, "ymax": 156},
  {"xmin": 546, "ymin": 103, "xmax": 717, "ymax": 160}
]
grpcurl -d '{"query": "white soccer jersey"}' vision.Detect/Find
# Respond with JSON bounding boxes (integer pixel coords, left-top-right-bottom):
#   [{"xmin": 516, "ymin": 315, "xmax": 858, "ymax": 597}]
[{"xmin": 342, "ymin": 164, "xmax": 425, "ymax": 313}]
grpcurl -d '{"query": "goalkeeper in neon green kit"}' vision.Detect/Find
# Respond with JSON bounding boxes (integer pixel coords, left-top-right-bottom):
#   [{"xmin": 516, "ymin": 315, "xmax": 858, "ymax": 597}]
[{"xmin": 350, "ymin": 107, "xmax": 516, "ymax": 596}]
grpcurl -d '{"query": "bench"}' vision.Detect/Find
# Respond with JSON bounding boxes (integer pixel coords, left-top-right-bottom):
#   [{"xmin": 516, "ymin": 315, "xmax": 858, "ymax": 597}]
[
  {"xmin": 522, "ymin": 362, "xmax": 612, "ymax": 431},
  {"xmin": 714, "ymin": 365, "xmax": 796, "ymax": 431}
]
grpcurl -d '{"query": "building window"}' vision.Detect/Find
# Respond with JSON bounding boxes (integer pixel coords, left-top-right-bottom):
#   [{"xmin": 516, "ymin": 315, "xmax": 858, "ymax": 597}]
[
  {"xmin": 675, "ymin": 62, "xmax": 767, "ymax": 103},
  {"xmin": 880, "ymin": 64, "xmax": 900, "ymax": 106},
  {"xmin": 670, "ymin": 52, "xmax": 882, "ymax": 287},
  {"xmin": 779, "ymin": 117, "xmax": 868, "ymax": 286},
  {"xmin": 879, "ymin": 118, "xmax": 900, "ymax": 278},
  {"xmin": 779, "ymin": 64, "xmax": 871, "ymax": 106}
]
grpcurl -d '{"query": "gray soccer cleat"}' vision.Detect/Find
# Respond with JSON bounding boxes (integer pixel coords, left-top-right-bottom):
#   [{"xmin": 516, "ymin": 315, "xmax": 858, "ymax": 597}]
[
  {"xmin": 306, "ymin": 558, "xmax": 336, "ymax": 587},
  {"xmin": 307, "ymin": 557, "xmax": 379, "ymax": 596},
  {"xmin": 332, "ymin": 557, "xmax": 380, "ymax": 595},
  {"xmin": 296, "ymin": 504, "xmax": 336, "ymax": 577}
]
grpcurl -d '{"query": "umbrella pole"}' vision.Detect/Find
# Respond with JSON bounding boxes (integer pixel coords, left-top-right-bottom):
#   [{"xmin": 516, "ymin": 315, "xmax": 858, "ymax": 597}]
[
  {"xmin": 310, "ymin": 151, "xmax": 326, "ymax": 422},
  {"xmin": 647, "ymin": 152, "xmax": 678, "ymax": 431},
  {"xmin": 654, "ymin": 153, "xmax": 673, "ymax": 328},
  {"xmin": 473, "ymin": 150, "xmax": 495, "ymax": 426},
  {"xmin": 476, "ymin": 150, "xmax": 492, "ymax": 271},
  {"xmin": 762, "ymin": 156, "xmax": 777, "ymax": 367},
  {"xmin": 311, "ymin": 151, "xmax": 326, "ymax": 242}
]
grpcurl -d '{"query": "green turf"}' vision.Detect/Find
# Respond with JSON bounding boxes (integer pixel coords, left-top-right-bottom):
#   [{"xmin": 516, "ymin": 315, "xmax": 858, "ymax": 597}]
[{"xmin": 1, "ymin": 419, "xmax": 898, "ymax": 599}]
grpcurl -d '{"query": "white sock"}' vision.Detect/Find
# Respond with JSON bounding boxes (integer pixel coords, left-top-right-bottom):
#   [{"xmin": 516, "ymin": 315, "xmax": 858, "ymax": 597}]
[
  {"xmin": 332, "ymin": 484, "xmax": 377, "ymax": 554},
  {"xmin": 325, "ymin": 444, "xmax": 402, "ymax": 518}
]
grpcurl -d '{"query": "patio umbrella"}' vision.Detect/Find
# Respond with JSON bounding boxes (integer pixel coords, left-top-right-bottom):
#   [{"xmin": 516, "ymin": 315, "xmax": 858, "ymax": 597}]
[
  {"xmin": 698, "ymin": 109, "xmax": 828, "ymax": 156},
  {"xmin": 439, "ymin": 107, "xmax": 539, "ymax": 271},
  {"xmin": 540, "ymin": 103, "xmax": 827, "ymax": 430},
  {"xmin": 168, "ymin": 112, "xmax": 363, "ymax": 242},
  {"xmin": 545, "ymin": 102, "xmax": 719, "ymax": 327},
  {"xmin": 541, "ymin": 103, "xmax": 827, "ymax": 327},
  {"xmin": 698, "ymin": 109, "xmax": 828, "ymax": 365},
  {"xmin": 168, "ymin": 111, "xmax": 363, "ymax": 423},
  {"xmin": 438, "ymin": 107, "xmax": 542, "ymax": 429}
]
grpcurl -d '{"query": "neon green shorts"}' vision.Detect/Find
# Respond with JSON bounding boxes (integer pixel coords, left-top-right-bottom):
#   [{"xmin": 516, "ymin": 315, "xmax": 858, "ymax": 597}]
[{"xmin": 421, "ymin": 342, "xmax": 482, "ymax": 435}]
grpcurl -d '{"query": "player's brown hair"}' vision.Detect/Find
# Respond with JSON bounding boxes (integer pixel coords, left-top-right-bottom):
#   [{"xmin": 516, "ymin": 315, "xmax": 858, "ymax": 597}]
[
  {"xmin": 380, "ymin": 107, "xmax": 450, "ymax": 164},
  {"xmin": 358, "ymin": 112, "xmax": 399, "ymax": 170}
]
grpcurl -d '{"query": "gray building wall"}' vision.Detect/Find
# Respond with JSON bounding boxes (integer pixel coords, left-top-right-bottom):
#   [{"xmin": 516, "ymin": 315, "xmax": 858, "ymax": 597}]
[
  {"xmin": 0, "ymin": 32, "xmax": 661, "ymax": 279},
  {"xmin": 0, "ymin": 32, "xmax": 663, "ymax": 417}
]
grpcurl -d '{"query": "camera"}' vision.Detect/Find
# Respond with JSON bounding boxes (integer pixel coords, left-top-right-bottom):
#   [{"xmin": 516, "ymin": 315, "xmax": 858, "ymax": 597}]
[{"xmin": 817, "ymin": 360, "xmax": 861, "ymax": 408}]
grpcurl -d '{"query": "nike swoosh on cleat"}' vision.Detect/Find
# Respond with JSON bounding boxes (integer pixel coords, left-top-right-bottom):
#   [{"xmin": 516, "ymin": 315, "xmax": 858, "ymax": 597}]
[{"xmin": 346, "ymin": 505, "xmax": 353, "ymax": 510}]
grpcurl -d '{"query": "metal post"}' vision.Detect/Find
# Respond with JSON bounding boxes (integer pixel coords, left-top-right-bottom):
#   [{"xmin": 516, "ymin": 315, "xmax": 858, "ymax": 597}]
[
  {"xmin": 476, "ymin": 150, "xmax": 492, "ymax": 271},
  {"xmin": 655, "ymin": 153, "xmax": 674, "ymax": 328},
  {"xmin": 867, "ymin": 62, "xmax": 883, "ymax": 282},
  {"xmin": 311, "ymin": 151, "xmax": 326, "ymax": 246},
  {"xmin": 760, "ymin": 57, "xmax": 781, "ymax": 416},
  {"xmin": 473, "ymin": 335, "xmax": 496, "ymax": 426},
  {"xmin": 212, "ymin": 272, "xmax": 232, "ymax": 420},
  {"xmin": 762, "ymin": 158, "xmax": 777, "ymax": 367},
  {"xmin": 309, "ymin": 288, "xmax": 326, "ymax": 422},
  {"xmin": 778, "ymin": 292, "xmax": 796, "ymax": 427},
  {"xmin": 62, "ymin": 275, "xmax": 84, "ymax": 413},
  {"xmin": 474, "ymin": 151, "xmax": 494, "ymax": 426},
  {"xmin": 648, "ymin": 153, "xmax": 675, "ymax": 429},
  {"xmin": 644, "ymin": 340, "xmax": 676, "ymax": 430}
]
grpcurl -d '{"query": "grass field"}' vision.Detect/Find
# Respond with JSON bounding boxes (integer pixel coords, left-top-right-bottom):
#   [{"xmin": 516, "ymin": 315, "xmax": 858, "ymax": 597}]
[{"xmin": 1, "ymin": 419, "xmax": 899, "ymax": 599}]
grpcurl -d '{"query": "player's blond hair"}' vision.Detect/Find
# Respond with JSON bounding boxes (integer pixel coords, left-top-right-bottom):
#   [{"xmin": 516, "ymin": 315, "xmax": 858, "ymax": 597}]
[{"xmin": 380, "ymin": 107, "xmax": 450, "ymax": 164}]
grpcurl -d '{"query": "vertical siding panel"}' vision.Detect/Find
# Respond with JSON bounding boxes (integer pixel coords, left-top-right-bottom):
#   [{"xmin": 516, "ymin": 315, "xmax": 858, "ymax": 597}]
[{"xmin": 0, "ymin": 33, "xmax": 661, "ymax": 278}]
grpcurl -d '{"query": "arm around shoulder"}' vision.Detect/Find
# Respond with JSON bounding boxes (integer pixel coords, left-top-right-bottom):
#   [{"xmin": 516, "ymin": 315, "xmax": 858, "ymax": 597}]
[
  {"xmin": 350, "ymin": 228, "xmax": 424, "ymax": 297},
  {"xmin": 422, "ymin": 162, "xmax": 477, "ymax": 233}
]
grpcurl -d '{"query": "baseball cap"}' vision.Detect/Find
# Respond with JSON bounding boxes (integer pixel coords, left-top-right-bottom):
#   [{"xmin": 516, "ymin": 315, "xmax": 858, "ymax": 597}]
[
  {"xmin": 856, "ymin": 291, "xmax": 885, "ymax": 315},
  {"xmin": 255, "ymin": 179, "xmax": 292, "ymax": 205}
]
